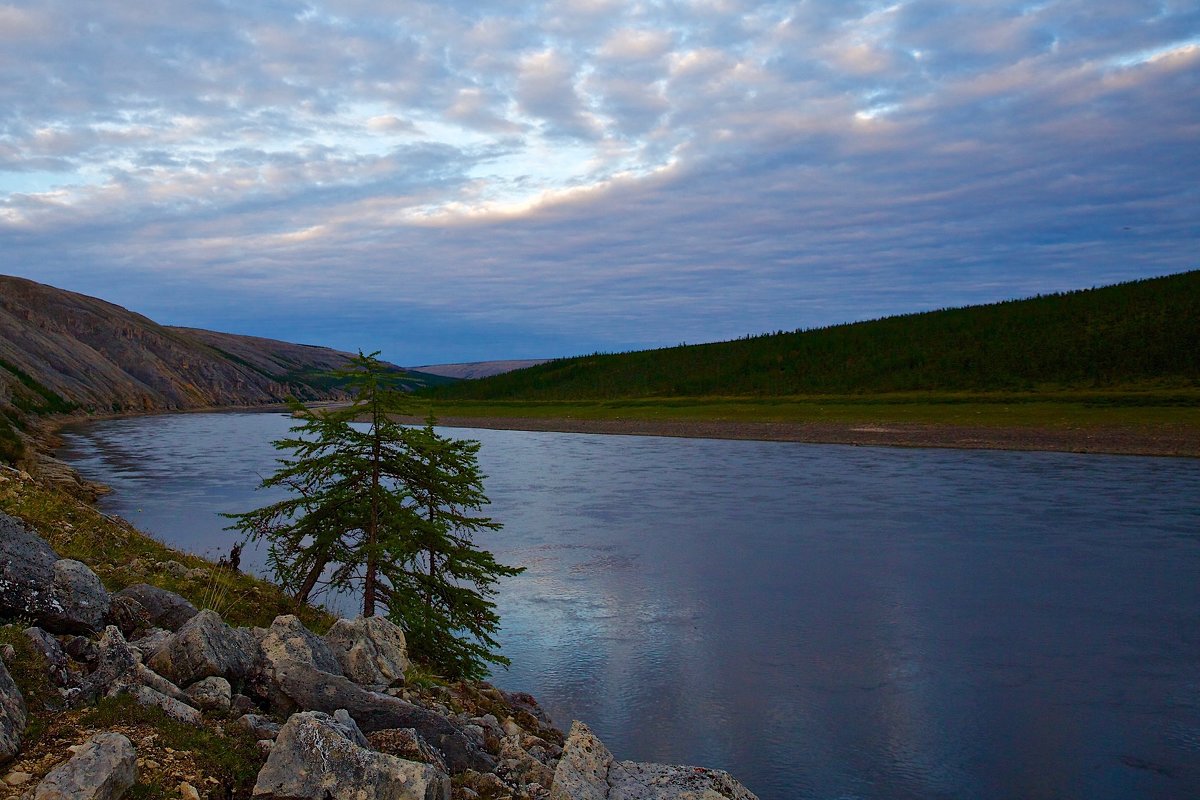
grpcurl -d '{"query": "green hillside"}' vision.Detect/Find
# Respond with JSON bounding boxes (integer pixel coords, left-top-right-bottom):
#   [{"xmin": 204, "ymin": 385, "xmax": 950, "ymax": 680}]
[{"xmin": 424, "ymin": 271, "xmax": 1200, "ymax": 401}]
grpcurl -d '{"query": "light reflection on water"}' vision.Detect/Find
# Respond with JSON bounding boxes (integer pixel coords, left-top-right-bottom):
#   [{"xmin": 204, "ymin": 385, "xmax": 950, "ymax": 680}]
[{"xmin": 57, "ymin": 412, "xmax": 1200, "ymax": 800}]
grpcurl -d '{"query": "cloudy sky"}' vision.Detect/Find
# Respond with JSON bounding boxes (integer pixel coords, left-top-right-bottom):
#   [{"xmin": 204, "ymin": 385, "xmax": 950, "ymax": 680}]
[{"xmin": 1, "ymin": 1, "xmax": 1196, "ymax": 364}]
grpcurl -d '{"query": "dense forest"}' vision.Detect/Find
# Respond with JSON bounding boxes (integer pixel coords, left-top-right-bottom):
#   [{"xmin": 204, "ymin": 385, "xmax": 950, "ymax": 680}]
[{"xmin": 423, "ymin": 271, "xmax": 1200, "ymax": 401}]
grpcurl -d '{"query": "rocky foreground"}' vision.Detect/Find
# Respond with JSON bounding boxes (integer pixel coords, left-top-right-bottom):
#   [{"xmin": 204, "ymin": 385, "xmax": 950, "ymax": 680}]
[{"xmin": 0, "ymin": 509, "xmax": 758, "ymax": 800}]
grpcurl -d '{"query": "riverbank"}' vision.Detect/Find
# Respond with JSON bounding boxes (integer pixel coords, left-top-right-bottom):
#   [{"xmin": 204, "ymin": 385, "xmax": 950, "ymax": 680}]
[
  {"xmin": 0, "ymin": 468, "xmax": 760, "ymax": 800},
  {"xmin": 398, "ymin": 414, "xmax": 1200, "ymax": 458}
]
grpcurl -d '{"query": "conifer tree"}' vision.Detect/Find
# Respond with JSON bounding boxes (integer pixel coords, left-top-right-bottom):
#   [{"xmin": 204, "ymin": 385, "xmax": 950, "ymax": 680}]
[
  {"xmin": 227, "ymin": 352, "xmax": 522, "ymax": 678},
  {"xmin": 394, "ymin": 418, "xmax": 523, "ymax": 678}
]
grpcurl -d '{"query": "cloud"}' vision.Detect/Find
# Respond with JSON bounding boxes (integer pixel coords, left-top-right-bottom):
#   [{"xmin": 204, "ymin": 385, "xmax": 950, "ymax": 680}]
[{"xmin": 0, "ymin": 0, "xmax": 1196, "ymax": 362}]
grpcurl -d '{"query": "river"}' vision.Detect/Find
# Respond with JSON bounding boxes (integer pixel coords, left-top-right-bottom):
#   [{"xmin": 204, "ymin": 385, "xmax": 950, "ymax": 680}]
[{"xmin": 57, "ymin": 411, "xmax": 1200, "ymax": 800}]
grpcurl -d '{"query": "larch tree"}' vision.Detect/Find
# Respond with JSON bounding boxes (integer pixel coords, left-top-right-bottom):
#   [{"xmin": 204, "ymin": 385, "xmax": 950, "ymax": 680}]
[{"xmin": 226, "ymin": 351, "xmax": 522, "ymax": 678}]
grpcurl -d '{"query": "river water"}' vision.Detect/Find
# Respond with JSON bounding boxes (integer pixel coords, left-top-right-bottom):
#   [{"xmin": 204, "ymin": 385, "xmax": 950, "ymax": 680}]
[{"xmin": 57, "ymin": 412, "xmax": 1200, "ymax": 800}]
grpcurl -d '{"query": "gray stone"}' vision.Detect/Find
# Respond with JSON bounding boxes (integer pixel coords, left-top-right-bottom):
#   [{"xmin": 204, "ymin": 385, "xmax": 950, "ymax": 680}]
[
  {"xmin": 260, "ymin": 615, "xmax": 342, "ymax": 676},
  {"xmin": 128, "ymin": 628, "xmax": 172, "ymax": 662},
  {"xmin": 114, "ymin": 584, "xmax": 198, "ymax": 632},
  {"xmin": 231, "ymin": 693, "xmax": 258, "ymax": 716},
  {"xmin": 76, "ymin": 627, "xmax": 137, "ymax": 704},
  {"xmin": 159, "ymin": 560, "xmax": 189, "ymax": 579},
  {"xmin": 0, "ymin": 657, "xmax": 26, "ymax": 765},
  {"xmin": 23, "ymin": 627, "xmax": 70, "ymax": 687},
  {"xmin": 32, "ymin": 731, "xmax": 137, "ymax": 800},
  {"xmin": 251, "ymin": 711, "xmax": 449, "ymax": 800},
  {"xmin": 367, "ymin": 728, "xmax": 449, "ymax": 774},
  {"xmin": 237, "ymin": 714, "xmax": 282, "ymax": 740},
  {"xmin": 549, "ymin": 721, "xmax": 758, "ymax": 800},
  {"xmin": 134, "ymin": 665, "xmax": 188, "ymax": 703},
  {"xmin": 550, "ymin": 722, "xmax": 611, "ymax": 800},
  {"xmin": 64, "ymin": 635, "xmax": 99, "ymax": 665},
  {"xmin": 264, "ymin": 659, "xmax": 494, "ymax": 774},
  {"xmin": 124, "ymin": 684, "xmax": 203, "ymax": 725},
  {"xmin": 324, "ymin": 616, "xmax": 410, "ymax": 686},
  {"xmin": 185, "ymin": 676, "xmax": 231, "ymax": 713},
  {"xmin": 0, "ymin": 513, "xmax": 110, "ymax": 634},
  {"xmin": 106, "ymin": 594, "xmax": 151, "ymax": 639},
  {"xmin": 606, "ymin": 761, "xmax": 759, "ymax": 800},
  {"xmin": 50, "ymin": 560, "xmax": 110, "ymax": 633},
  {"xmin": 147, "ymin": 610, "xmax": 258, "ymax": 686}
]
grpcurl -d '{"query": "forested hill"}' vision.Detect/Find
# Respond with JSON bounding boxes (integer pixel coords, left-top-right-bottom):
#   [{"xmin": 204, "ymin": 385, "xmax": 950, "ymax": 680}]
[
  {"xmin": 424, "ymin": 271, "xmax": 1200, "ymax": 401},
  {"xmin": 0, "ymin": 274, "xmax": 445, "ymax": 464}
]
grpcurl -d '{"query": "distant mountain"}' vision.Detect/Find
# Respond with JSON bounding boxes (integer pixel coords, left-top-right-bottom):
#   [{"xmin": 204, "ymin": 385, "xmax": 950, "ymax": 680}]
[
  {"xmin": 410, "ymin": 359, "xmax": 551, "ymax": 380},
  {"xmin": 422, "ymin": 271, "xmax": 1200, "ymax": 401},
  {"xmin": 0, "ymin": 275, "xmax": 434, "ymax": 464}
]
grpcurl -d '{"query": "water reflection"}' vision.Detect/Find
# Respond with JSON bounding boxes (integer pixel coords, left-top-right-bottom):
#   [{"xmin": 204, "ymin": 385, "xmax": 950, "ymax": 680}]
[{"xmin": 58, "ymin": 413, "xmax": 1200, "ymax": 800}]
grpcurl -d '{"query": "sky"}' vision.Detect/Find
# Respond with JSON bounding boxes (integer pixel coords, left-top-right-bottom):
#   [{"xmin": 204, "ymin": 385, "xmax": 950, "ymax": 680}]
[{"xmin": 1, "ymin": 1, "xmax": 1197, "ymax": 365}]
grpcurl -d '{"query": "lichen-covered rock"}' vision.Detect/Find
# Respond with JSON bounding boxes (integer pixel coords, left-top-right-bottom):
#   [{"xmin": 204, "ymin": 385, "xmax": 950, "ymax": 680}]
[
  {"xmin": 261, "ymin": 615, "xmax": 342, "ymax": 675},
  {"xmin": 51, "ymin": 560, "xmax": 111, "ymax": 633},
  {"xmin": 23, "ymin": 627, "xmax": 70, "ymax": 686},
  {"xmin": 185, "ymin": 676, "xmax": 232, "ymax": 712},
  {"xmin": 367, "ymin": 728, "xmax": 448, "ymax": 774},
  {"xmin": 123, "ymin": 685, "xmax": 202, "ymax": 725},
  {"xmin": 238, "ymin": 714, "xmax": 282, "ymax": 741},
  {"xmin": 324, "ymin": 616, "xmax": 409, "ymax": 686},
  {"xmin": 106, "ymin": 594, "xmax": 151, "ymax": 639},
  {"xmin": 264, "ymin": 660, "xmax": 494, "ymax": 774},
  {"xmin": 128, "ymin": 628, "xmax": 172, "ymax": 662},
  {"xmin": 549, "ymin": 722, "xmax": 758, "ymax": 800},
  {"xmin": 606, "ymin": 761, "xmax": 759, "ymax": 800},
  {"xmin": 0, "ymin": 513, "xmax": 110, "ymax": 634},
  {"xmin": 550, "ymin": 722, "xmax": 612, "ymax": 800},
  {"xmin": 252, "ymin": 711, "xmax": 449, "ymax": 800},
  {"xmin": 133, "ymin": 664, "xmax": 187, "ymax": 703},
  {"xmin": 114, "ymin": 584, "xmax": 198, "ymax": 632},
  {"xmin": 32, "ymin": 731, "xmax": 137, "ymax": 800},
  {"xmin": 0, "ymin": 657, "xmax": 26, "ymax": 766},
  {"xmin": 147, "ymin": 610, "xmax": 258, "ymax": 686},
  {"xmin": 76, "ymin": 627, "xmax": 137, "ymax": 704}
]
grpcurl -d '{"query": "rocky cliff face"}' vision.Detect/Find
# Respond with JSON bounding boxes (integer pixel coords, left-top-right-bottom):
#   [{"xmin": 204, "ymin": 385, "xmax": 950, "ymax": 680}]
[{"xmin": 0, "ymin": 275, "xmax": 422, "ymax": 465}]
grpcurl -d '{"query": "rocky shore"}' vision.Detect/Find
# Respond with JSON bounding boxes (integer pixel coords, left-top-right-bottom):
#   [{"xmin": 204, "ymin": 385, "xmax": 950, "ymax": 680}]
[{"xmin": 0, "ymin": 504, "xmax": 758, "ymax": 800}]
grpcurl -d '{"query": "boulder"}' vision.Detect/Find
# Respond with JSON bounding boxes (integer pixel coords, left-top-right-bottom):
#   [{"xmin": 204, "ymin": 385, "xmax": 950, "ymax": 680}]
[
  {"xmin": 114, "ymin": 584, "xmax": 198, "ymax": 632},
  {"xmin": 23, "ymin": 627, "xmax": 70, "ymax": 687},
  {"xmin": 368, "ymin": 728, "xmax": 449, "ymax": 773},
  {"xmin": 32, "ymin": 731, "xmax": 137, "ymax": 800},
  {"xmin": 0, "ymin": 657, "xmax": 26, "ymax": 765},
  {"xmin": 550, "ymin": 722, "xmax": 611, "ymax": 800},
  {"xmin": 549, "ymin": 721, "xmax": 758, "ymax": 800},
  {"xmin": 76, "ymin": 627, "xmax": 137, "ymax": 704},
  {"xmin": 147, "ymin": 610, "xmax": 258, "ymax": 686},
  {"xmin": 260, "ymin": 615, "xmax": 342, "ymax": 675},
  {"xmin": 265, "ymin": 659, "xmax": 494, "ymax": 774},
  {"xmin": 185, "ymin": 676, "xmax": 232, "ymax": 713},
  {"xmin": 123, "ymin": 685, "xmax": 202, "ymax": 725},
  {"xmin": 231, "ymin": 693, "xmax": 258, "ymax": 716},
  {"xmin": 252, "ymin": 711, "xmax": 449, "ymax": 800},
  {"xmin": 106, "ymin": 594, "xmax": 151, "ymax": 639},
  {"xmin": 128, "ymin": 628, "xmax": 173, "ymax": 662},
  {"xmin": 237, "ymin": 714, "xmax": 282, "ymax": 741},
  {"xmin": 51, "ymin": 560, "xmax": 111, "ymax": 633},
  {"xmin": 324, "ymin": 616, "xmax": 410, "ymax": 686},
  {"xmin": 0, "ymin": 513, "xmax": 110, "ymax": 634},
  {"xmin": 135, "ymin": 665, "xmax": 188, "ymax": 703},
  {"xmin": 606, "ymin": 761, "xmax": 759, "ymax": 800},
  {"xmin": 64, "ymin": 636, "xmax": 99, "ymax": 665}
]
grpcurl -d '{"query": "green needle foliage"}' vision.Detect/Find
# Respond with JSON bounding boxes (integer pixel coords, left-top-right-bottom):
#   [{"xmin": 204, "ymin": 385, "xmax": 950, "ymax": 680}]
[
  {"xmin": 393, "ymin": 419, "xmax": 524, "ymax": 679},
  {"xmin": 226, "ymin": 351, "xmax": 523, "ymax": 679}
]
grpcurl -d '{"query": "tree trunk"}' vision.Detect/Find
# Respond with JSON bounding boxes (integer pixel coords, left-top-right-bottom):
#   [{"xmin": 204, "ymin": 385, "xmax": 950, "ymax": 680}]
[
  {"xmin": 294, "ymin": 553, "xmax": 329, "ymax": 606},
  {"xmin": 363, "ymin": 393, "xmax": 382, "ymax": 617}
]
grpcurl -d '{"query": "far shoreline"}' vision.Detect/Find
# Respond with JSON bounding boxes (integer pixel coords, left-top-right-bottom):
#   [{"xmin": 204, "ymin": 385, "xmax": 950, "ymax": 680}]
[
  {"xmin": 393, "ymin": 414, "xmax": 1200, "ymax": 459},
  {"xmin": 41, "ymin": 403, "xmax": 1200, "ymax": 462}
]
